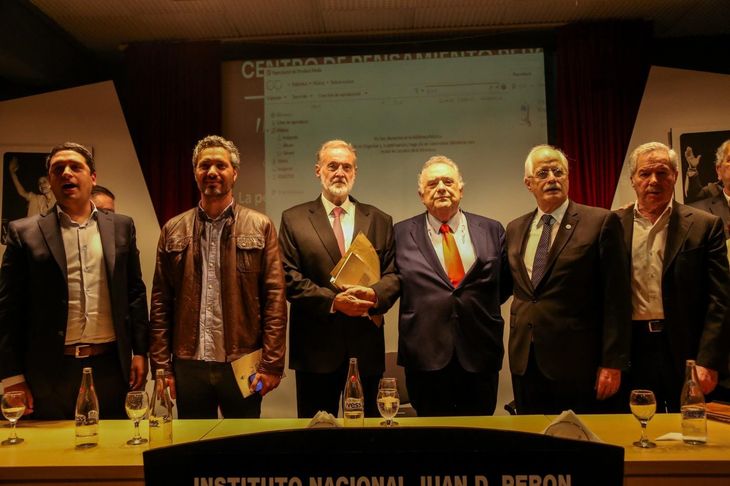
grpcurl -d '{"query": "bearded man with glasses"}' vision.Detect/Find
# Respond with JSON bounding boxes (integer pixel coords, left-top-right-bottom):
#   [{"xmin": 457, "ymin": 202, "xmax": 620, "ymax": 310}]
[{"xmin": 505, "ymin": 144, "xmax": 632, "ymax": 414}]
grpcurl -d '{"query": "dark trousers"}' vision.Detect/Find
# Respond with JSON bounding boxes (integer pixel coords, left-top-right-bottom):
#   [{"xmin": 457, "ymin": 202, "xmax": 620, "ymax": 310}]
[
  {"xmin": 295, "ymin": 364, "xmax": 380, "ymax": 419},
  {"xmin": 405, "ymin": 357, "xmax": 498, "ymax": 417},
  {"xmin": 32, "ymin": 351, "xmax": 127, "ymax": 420},
  {"xmin": 628, "ymin": 325, "xmax": 681, "ymax": 412},
  {"xmin": 512, "ymin": 344, "xmax": 598, "ymax": 415},
  {"xmin": 173, "ymin": 359, "xmax": 262, "ymax": 419}
]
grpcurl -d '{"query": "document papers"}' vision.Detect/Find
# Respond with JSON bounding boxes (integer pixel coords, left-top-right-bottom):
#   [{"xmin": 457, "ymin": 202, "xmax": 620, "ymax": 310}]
[
  {"xmin": 231, "ymin": 349, "xmax": 262, "ymax": 398},
  {"xmin": 330, "ymin": 232, "xmax": 381, "ymax": 288}
]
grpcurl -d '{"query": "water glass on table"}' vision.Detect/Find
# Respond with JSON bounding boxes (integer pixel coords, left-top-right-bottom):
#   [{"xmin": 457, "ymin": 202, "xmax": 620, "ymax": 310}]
[
  {"xmin": 125, "ymin": 391, "xmax": 149, "ymax": 445},
  {"xmin": 1, "ymin": 390, "xmax": 27, "ymax": 446},
  {"xmin": 377, "ymin": 377, "xmax": 400, "ymax": 427},
  {"xmin": 629, "ymin": 389, "xmax": 657, "ymax": 448}
]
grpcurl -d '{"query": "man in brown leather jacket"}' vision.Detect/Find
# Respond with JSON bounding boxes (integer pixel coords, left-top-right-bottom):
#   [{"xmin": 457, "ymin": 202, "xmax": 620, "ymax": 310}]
[{"xmin": 149, "ymin": 135, "xmax": 287, "ymax": 418}]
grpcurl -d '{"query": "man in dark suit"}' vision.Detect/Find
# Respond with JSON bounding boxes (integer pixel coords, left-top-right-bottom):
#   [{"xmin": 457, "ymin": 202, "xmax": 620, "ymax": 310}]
[
  {"xmin": 616, "ymin": 141, "xmax": 729, "ymax": 412},
  {"xmin": 506, "ymin": 145, "xmax": 631, "ymax": 415},
  {"xmin": 395, "ymin": 156, "xmax": 511, "ymax": 416},
  {"xmin": 689, "ymin": 139, "xmax": 730, "ymax": 402},
  {"xmin": 279, "ymin": 140, "xmax": 400, "ymax": 418},
  {"xmin": 0, "ymin": 142, "xmax": 148, "ymax": 419}
]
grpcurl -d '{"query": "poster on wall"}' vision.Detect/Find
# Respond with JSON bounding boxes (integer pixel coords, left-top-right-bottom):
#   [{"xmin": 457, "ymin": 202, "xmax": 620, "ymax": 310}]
[
  {"xmin": 1, "ymin": 151, "xmax": 54, "ymax": 244},
  {"xmin": 674, "ymin": 129, "xmax": 730, "ymax": 204}
]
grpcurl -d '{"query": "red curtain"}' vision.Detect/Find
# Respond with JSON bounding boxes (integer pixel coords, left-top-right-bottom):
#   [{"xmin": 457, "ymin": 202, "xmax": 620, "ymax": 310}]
[
  {"xmin": 116, "ymin": 42, "xmax": 221, "ymax": 226},
  {"xmin": 555, "ymin": 22, "xmax": 651, "ymax": 208}
]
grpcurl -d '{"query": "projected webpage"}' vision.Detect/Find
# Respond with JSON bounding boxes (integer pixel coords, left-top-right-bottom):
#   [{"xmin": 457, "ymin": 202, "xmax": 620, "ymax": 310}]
[{"xmin": 224, "ymin": 49, "xmax": 547, "ymax": 227}]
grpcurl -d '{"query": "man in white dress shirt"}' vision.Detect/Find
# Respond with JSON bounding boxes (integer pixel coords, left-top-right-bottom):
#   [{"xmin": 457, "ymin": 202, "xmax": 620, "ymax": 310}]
[
  {"xmin": 0, "ymin": 142, "xmax": 148, "ymax": 419},
  {"xmin": 279, "ymin": 140, "xmax": 400, "ymax": 418},
  {"xmin": 395, "ymin": 156, "xmax": 512, "ymax": 416}
]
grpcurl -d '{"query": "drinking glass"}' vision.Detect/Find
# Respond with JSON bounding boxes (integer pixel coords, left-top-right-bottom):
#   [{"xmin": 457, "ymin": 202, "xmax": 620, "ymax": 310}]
[
  {"xmin": 630, "ymin": 389, "xmax": 657, "ymax": 448},
  {"xmin": 1, "ymin": 391, "xmax": 26, "ymax": 446},
  {"xmin": 377, "ymin": 377, "xmax": 400, "ymax": 427},
  {"xmin": 125, "ymin": 391, "xmax": 149, "ymax": 445}
]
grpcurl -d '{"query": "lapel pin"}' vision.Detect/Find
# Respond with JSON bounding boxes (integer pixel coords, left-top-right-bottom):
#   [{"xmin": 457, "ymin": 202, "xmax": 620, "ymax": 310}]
[{"xmin": 565, "ymin": 224, "xmax": 572, "ymax": 230}]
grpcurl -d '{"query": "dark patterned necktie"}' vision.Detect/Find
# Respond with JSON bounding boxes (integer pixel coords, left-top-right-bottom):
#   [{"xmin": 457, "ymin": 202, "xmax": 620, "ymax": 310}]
[{"xmin": 531, "ymin": 214, "xmax": 555, "ymax": 286}]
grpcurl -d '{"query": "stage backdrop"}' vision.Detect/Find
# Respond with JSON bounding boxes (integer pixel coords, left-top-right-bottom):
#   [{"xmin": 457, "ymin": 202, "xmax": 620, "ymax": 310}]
[
  {"xmin": 612, "ymin": 66, "xmax": 730, "ymax": 208},
  {"xmin": 0, "ymin": 81, "xmax": 160, "ymax": 394},
  {"xmin": 223, "ymin": 49, "xmax": 550, "ymax": 416}
]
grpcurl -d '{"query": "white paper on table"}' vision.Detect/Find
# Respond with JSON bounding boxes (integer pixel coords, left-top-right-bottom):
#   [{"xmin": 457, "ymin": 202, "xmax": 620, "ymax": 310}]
[
  {"xmin": 655, "ymin": 432, "xmax": 683, "ymax": 441},
  {"xmin": 542, "ymin": 410, "xmax": 603, "ymax": 442},
  {"xmin": 307, "ymin": 411, "xmax": 340, "ymax": 428},
  {"xmin": 231, "ymin": 349, "xmax": 262, "ymax": 398}
]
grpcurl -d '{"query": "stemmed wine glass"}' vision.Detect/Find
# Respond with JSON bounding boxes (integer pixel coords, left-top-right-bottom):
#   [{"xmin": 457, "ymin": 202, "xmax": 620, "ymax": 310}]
[
  {"xmin": 125, "ymin": 391, "xmax": 149, "ymax": 445},
  {"xmin": 377, "ymin": 377, "xmax": 400, "ymax": 427},
  {"xmin": 1, "ymin": 391, "xmax": 27, "ymax": 446},
  {"xmin": 630, "ymin": 389, "xmax": 657, "ymax": 448}
]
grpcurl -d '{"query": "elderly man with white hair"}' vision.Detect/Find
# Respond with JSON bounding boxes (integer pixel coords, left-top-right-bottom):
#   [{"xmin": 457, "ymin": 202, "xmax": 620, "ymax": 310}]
[
  {"xmin": 615, "ymin": 141, "xmax": 730, "ymax": 412},
  {"xmin": 395, "ymin": 155, "xmax": 511, "ymax": 416},
  {"xmin": 506, "ymin": 144, "xmax": 632, "ymax": 415}
]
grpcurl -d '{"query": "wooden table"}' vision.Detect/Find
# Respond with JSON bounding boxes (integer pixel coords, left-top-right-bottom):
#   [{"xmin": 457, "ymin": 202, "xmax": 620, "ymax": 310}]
[{"xmin": 1, "ymin": 415, "xmax": 728, "ymax": 485}]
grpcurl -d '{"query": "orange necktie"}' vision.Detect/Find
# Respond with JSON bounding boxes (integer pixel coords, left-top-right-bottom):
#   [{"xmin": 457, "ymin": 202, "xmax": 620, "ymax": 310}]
[{"xmin": 440, "ymin": 223, "xmax": 465, "ymax": 286}]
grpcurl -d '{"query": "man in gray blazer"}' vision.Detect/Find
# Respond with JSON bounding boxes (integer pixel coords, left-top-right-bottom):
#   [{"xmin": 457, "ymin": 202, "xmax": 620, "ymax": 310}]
[
  {"xmin": 395, "ymin": 155, "xmax": 511, "ymax": 416},
  {"xmin": 0, "ymin": 142, "xmax": 148, "ymax": 419},
  {"xmin": 616, "ymin": 141, "xmax": 729, "ymax": 411},
  {"xmin": 506, "ymin": 145, "xmax": 631, "ymax": 414}
]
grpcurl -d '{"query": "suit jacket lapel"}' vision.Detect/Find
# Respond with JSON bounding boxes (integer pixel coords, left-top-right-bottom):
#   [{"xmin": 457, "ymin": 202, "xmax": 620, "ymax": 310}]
[
  {"xmin": 462, "ymin": 212, "xmax": 485, "ymax": 285},
  {"xmin": 410, "ymin": 213, "xmax": 451, "ymax": 287},
  {"xmin": 307, "ymin": 197, "xmax": 342, "ymax": 266},
  {"xmin": 38, "ymin": 211, "xmax": 67, "ymax": 281},
  {"xmin": 353, "ymin": 197, "xmax": 372, "ymax": 240},
  {"xmin": 663, "ymin": 201, "xmax": 691, "ymax": 274},
  {"xmin": 618, "ymin": 206, "xmax": 634, "ymax": 256},
  {"xmin": 514, "ymin": 211, "xmax": 535, "ymax": 293},
  {"xmin": 96, "ymin": 211, "xmax": 116, "ymax": 279}
]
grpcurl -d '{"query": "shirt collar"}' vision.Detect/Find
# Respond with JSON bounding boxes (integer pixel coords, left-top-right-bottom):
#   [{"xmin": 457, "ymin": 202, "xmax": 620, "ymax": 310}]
[
  {"xmin": 633, "ymin": 200, "xmax": 673, "ymax": 222},
  {"xmin": 427, "ymin": 209, "xmax": 463, "ymax": 234},
  {"xmin": 320, "ymin": 194, "xmax": 354, "ymax": 215},
  {"xmin": 197, "ymin": 200, "xmax": 235, "ymax": 222},
  {"xmin": 56, "ymin": 202, "xmax": 98, "ymax": 227},
  {"xmin": 535, "ymin": 198, "xmax": 569, "ymax": 226}
]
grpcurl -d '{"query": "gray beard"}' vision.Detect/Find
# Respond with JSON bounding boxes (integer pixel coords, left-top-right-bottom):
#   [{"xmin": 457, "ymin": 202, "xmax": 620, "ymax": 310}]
[{"xmin": 326, "ymin": 183, "xmax": 349, "ymax": 198}]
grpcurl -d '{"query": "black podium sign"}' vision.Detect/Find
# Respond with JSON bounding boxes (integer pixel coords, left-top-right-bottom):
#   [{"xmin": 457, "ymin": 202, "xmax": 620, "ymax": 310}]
[{"xmin": 143, "ymin": 427, "xmax": 623, "ymax": 486}]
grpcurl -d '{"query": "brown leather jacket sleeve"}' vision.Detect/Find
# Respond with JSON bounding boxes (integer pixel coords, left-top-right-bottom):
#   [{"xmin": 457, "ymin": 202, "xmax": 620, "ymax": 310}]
[{"xmin": 257, "ymin": 219, "xmax": 288, "ymax": 375}]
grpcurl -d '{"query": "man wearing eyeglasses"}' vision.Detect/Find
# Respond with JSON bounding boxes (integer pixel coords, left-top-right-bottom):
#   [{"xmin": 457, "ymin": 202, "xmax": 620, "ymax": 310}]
[
  {"xmin": 505, "ymin": 144, "xmax": 632, "ymax": 414},
  {"xmin": 279, "ymin": 140, "xmax": 400, "ymax": 418}
]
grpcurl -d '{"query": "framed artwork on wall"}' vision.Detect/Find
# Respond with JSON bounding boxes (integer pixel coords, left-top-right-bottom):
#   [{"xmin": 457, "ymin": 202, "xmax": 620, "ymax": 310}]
[{"xmin": 672, "ymin": 128, "xmax": 730, "ymax": 204}]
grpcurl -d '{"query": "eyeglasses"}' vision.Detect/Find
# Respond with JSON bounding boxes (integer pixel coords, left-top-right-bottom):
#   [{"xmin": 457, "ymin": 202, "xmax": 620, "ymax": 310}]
[{"xmin": 532, "ymin": 167, "xmax": 566, "ymax": 180}]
